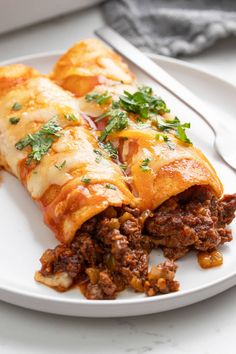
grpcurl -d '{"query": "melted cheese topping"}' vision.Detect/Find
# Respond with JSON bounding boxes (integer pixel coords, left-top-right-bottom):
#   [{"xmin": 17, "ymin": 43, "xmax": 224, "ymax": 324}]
[
  {"xmin": 27, "ymin": 126, "xmax": 130, "ymax": 199},
  {"xmin": 0, "ymin": 77, "xmax": 85, "ymax": 177},
  {"xmin": 78, "ymin": 83, "xmax": 137, "ymax": 118},
  {"xmin": 77, "ymin": 84, "xmax": 223, "ymax": 210},
  {"xmin": 51, "ymin": 40, "xmax": 223, "ymax": 208},
  {"xmin": 0, "ymin": 70, "xmax": 137, "ymax": 243},
  {"xmin": 51, "ymin": 39, "xmax": 135, "ymax": 96},
  {"xmin": 97, "ymin": 57, "xmax": 133, "ymax": 83},
  {"xmin": 112, "ymin": 128, "xmax": 223, "ymax": 210}
]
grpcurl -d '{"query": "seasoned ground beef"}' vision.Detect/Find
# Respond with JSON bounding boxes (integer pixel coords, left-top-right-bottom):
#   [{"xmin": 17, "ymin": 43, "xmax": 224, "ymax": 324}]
[
  {"xmin": 39, "ymin": 206, "xmax": 179, "ymax": 299},
  {"xmin": 146, "ymin": 186, "xmax": 236, "ymax": 260},
  {"xmin": 144, "ymin": 261, "xmax": 179, "ymax": 296},
  {"xmin": 38, "ymin": 186, "xmax": 236, "ymax": 299}
]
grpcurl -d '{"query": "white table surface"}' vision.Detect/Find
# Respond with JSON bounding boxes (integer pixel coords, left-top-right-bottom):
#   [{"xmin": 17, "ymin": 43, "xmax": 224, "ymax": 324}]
[{"xmin": 0, "ymin": 5, "xmax": 236, "ymax": 354}]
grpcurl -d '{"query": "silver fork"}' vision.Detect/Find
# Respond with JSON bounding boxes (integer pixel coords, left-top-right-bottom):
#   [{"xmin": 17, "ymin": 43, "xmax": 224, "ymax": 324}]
[{"xmin": 95, "ymin": 26, "xmax": 236, "ymax": 171}]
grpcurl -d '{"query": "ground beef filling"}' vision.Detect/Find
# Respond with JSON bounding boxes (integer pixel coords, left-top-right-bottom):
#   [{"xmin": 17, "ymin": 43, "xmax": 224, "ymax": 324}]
[
  {"xmin": 38, "ymin": 186, "xmax": 236, "ymax": 299},
  {"xmin": 39, "ymin": 206, "xmax": 179, "ymax": 299},
  {"xmin": 146, "ymin": 186, "xmax": 236, "ymax": 260}
]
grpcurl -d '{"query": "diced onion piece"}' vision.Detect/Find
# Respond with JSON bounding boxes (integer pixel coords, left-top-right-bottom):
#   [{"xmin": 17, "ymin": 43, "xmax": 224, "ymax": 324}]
[{"xmin": 197, "ymin": 250, "xmax": 223, "ymax": 269}]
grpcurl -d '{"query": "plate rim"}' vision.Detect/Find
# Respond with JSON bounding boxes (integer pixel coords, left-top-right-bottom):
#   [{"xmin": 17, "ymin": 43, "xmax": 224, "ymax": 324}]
[{"xmin": 0, "ymin": 51, "xmax": 235, "ymax": 316}]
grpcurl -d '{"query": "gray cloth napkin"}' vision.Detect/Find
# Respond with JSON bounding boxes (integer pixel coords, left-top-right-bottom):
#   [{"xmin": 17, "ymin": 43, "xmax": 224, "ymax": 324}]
[{"xmin": 102, "ymin": 0, "xmax": 236, "ymax": 57}]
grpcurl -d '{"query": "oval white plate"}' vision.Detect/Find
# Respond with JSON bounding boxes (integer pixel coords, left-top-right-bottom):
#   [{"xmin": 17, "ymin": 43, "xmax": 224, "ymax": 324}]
[{"xmin": 0, "ymin": 52, "xmax": 235, "ymax": 317}]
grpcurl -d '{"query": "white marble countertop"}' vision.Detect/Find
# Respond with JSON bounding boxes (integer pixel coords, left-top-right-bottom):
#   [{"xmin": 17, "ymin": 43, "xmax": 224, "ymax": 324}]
[{"xmin": 0, "ymin": 5, "xmax": 236, "ymax": 354}]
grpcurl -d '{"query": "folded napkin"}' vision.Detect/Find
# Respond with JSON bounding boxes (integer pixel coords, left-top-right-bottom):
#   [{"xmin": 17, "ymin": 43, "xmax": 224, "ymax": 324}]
[{"xmin": 102, "ymin": 0, "xmax": 236, "ymax": 56}]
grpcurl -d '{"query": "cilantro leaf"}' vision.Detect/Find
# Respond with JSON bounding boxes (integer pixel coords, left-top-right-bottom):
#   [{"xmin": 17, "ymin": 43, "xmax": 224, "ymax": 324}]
[
  {"xmin": 81, "ymin": 177, "xmax": 91, "ymax": 184},
  {"xmin": 119, "ymin": 163, "xmax": 128, "ymax": 171},
  {"xmin": 105, "ymin": 184, "xmax": 116, "ymax": 190},
  {"xmin": 25, "ymin": 135, "xmax": 53, "ymax": 165},
  {"xmin": 15, "ymin": 118, "xmax": 62, "ymax": 165},
  {"xmin": 64, "ymin": 113, "xmax": 79, "ymax": 122},
  {"xmin": 156, "ymin": 133, "xmax": 175, "ymax": 150},
  {"xmin": 39, "ymin": 118, "xmax": 62, "ymax": 136},
  {"xmin": 140, "ymin": 158, "xmax": 151, "ymax": 171},
  {"xmin": 55, "ymin": 160, "xmax": 66, "ymax": 170},
  {"xmin": 93, "ymin": 149, "xmax": 103, "ymax": 163},
  {"xmin": 157, "ymin": 117, "xmax": 191, "ymax": 144},
  {"xmin": 9, "ymin": 117, "xmax": 20, "ymax": 125},
  {"xmin": 93, "ymin": 149, "xmax": 102, "ymax": 156},
  {"xmin": 99, "ymin": 141, "xmax": 118, "ymax": 160},
  {"xmin": 176, "ymin": 125, "xmax": 192, "ymax": 144},
  {"xmin": 12, "ymin": 102, "xmax": 22, "ymax": 111},
  {"xmin": 85, "ymin": 91, "xmax": 111, "ymax": 105},
  {"xmin": 99, "ymin": 109, "xmax": 128, "ymax": 142},
  {"xmin": 111, "ymin": 101, "xmax": 120, "ymax": 109},
  {"xmin": 119, "ymin": 86, "xmax": 169, "ymax": 119}
]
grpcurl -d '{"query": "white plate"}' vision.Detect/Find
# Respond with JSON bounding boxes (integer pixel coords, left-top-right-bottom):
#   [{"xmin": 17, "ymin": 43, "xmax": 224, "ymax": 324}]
[{"xmin": 0, "ymin": 52, "xmax": 235, "ymax": 318}]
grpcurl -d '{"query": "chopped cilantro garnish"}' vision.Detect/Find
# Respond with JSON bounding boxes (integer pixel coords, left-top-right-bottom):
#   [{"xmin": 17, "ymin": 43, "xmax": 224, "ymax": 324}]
[
  {"xmin": 81, "ymin": 177, "xmax": 91, "ymax": 184},
  {"xmin": 15, "ymin": 118, "xmax": 62, "ymax": 165},
  {"xmin": 9, "ymin": 117, "xmax": 20, "ymax": 125},
  {"xmin": 105, "ymin": 184, "xmax": 116, "ymax": 190},
  {"xmin": 64, "ymin": 113, "xmax": 78, "ymax": 122},
  {"xmin": 120, "ymin": 163, "xmax": 128, "ymax": 171},
  {"xmin": 136, "ymin": 121, "xmax": 152, "ymax": 129},
  {"xmin": 55, "ymin": 160, "xmax": 66, "ymax": 170},
  {"xmin": 156, "ymin": 133, "xmax": 175, "ymax": 150},
  {"xmin": 37, "ymin": 118, "xmax": 61, "ymax": 136},
  {"xmin": 93, "ymin": 149, "xmax": 103, "ymax": 163},
  {"xmin": 176, "ymin": 125, "xmax": 191, "ymax": 144},
  {"xmin": 99, "ymin": 109, "xmax": 128, "ymax": 142},
  {"xmin": 93, "ymin": 149, "xmax": 102, "ymax": 156},
  {"xmin": 119, "ymin": 86, "xmax": 169, "ymax": 119},
  {"xmin": 157, "ymin": 117, "xmax": 191, "ymax": 144},
  {"xmin": 139, "ymin": 86, "xmax": 153, "ymax": 95},
  {"xmin": 85, "ymin": 91, "xmax": 111, "ymax": 105},
  {"xmin": 111, "ymin": 101, "xmax": 120, "ymax": 109},
  {"xmin": 140, "ymin": 158, "xmax": 151, "ymax": 172},
  {"xmin": 95, "ymin": 111, "xmax": 109, "ymax": 123},
  {"xmin": 100, "ymin": 141, "xmax": 118, "ymax": 160},
  {"xmin": 92, "ymin": 86, "xmax": 169, "ymax": 141},
  {"xmin": 12, "ymin": 102, "xmax": 22, "ymax": 111},
  {"xmin": 85, "ymin": 84, "xmax": 192, "ymax": 146}
]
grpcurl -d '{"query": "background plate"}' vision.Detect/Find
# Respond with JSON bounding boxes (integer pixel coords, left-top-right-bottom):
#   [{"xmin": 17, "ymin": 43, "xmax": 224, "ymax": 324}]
[{"xmin": 0, "ymin": 52, "xmax": 235, "ymax": 317}]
